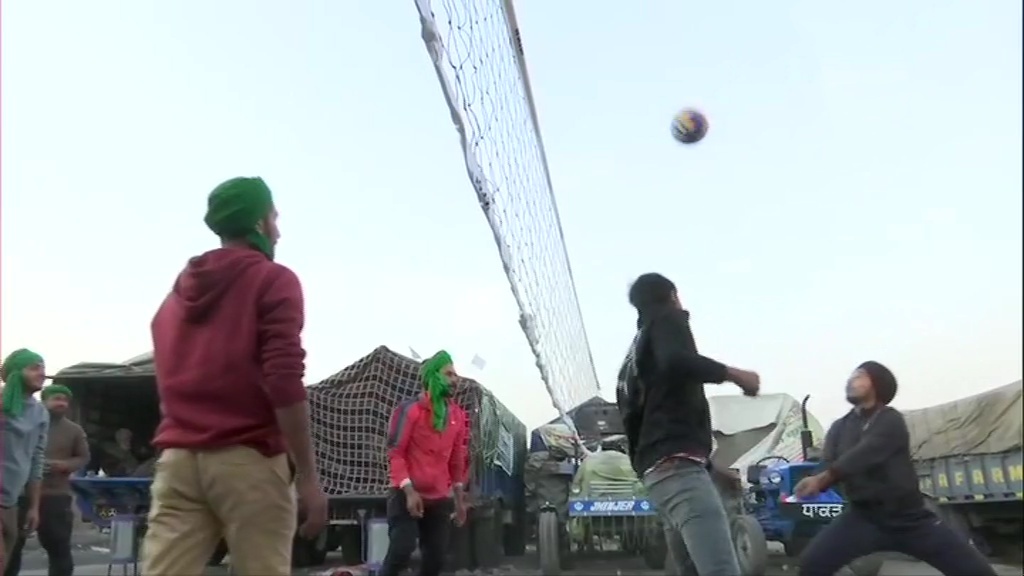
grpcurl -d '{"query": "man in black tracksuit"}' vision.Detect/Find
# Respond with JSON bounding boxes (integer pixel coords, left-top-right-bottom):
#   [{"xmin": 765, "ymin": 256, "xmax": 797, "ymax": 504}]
[
  {"xmin": 617, "ymin": 273, "xmax": 761, "ymax": 576},
  {"xmin": 795, "ymin": 361, "xmax": 997, "ymax": 576}
]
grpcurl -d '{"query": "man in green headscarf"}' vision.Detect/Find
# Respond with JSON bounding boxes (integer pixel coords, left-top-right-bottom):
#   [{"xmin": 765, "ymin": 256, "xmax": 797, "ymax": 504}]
[
  {"xmin": 381, "ymin": 351, "xmax": 470, "ymax": 576},
  {"xmin": 143, "ymin": 177, "xmax": 326, "ymax": 576},
  {"xmin": 421, "ymin": 351, "xmax": 456, "ymax": 432},
  {"xmin": 6, "ymin": 384, "xmax": 89, "ymax": 576},
  {"xmin": 1, "ymin": 349, "xmax": 50, "ymax": 572},
  {"xmin": 204, "ymin": 176, "xmax": 279, "ymax": 260}
]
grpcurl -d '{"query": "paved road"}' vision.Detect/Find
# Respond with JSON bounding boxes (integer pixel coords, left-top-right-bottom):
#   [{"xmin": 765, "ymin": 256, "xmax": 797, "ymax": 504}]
[
  {"xmin": 17, "ymin": 554, "xmax": 1022, "ymax": 576},
  {"xmin": 16, "ymin": 535, "xmax": 1021, "ymax": 575}
]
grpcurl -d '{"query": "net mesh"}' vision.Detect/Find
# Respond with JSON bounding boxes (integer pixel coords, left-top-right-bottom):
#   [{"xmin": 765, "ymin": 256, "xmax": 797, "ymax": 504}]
[
  {"xmin": 414, "ymin": 0, "xmax": 600, "ymax": 416},
  {"xmin": 309, "ymin": 346, "xmax": 525, "ymax": 495}
]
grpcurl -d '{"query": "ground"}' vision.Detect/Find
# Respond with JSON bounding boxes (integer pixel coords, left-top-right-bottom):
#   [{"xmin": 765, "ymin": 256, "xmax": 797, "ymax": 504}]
[{"xmin": 17, "ymin": 536, "xmax": 1023, "ymax": 576}]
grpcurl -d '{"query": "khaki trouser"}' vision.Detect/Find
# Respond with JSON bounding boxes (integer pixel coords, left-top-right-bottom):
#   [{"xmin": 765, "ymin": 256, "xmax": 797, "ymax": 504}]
[
  {"xmin": 1, "ymin": 505, "xmax": 19, "ymax": 572},
  {"xmin": 142, "ymin": 446, "xmax": 296, "ymax": 576}
]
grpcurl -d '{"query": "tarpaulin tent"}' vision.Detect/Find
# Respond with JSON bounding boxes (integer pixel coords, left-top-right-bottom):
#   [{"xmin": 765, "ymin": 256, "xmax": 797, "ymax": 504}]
[
  {"xmin": 903, "ymin": 380, "xmax": 1023, "ymax": 461},
  {"xmin": 710, "ymin": 393, "xmax": 826, "ymax": 470}
]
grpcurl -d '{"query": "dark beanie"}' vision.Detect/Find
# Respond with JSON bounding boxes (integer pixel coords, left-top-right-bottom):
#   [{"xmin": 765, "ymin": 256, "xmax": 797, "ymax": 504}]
[{"xmin": 858, "ymin": 361, "xmax": 898, "ymax": 405}]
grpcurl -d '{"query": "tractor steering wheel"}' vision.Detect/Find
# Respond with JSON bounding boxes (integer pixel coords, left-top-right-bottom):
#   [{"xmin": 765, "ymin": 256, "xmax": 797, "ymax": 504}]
[{"xmin": 754, "ymin": 455, "xmax": 790, "ymax": 468}]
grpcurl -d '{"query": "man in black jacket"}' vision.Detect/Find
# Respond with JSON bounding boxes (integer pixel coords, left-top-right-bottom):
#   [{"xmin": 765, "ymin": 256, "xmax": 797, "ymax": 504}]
[
  {"xmin": 795, "ymin": 361, "xmax": 996, "ymax": 576},
  {"xmin": 617, "ymin": 273, "xmax": 761, "ymax": 576}
]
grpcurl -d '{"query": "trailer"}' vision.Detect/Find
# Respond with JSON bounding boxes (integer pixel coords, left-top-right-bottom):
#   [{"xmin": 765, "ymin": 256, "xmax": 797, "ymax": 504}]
[
  {"xmin": 903, "ymin": 380, "xmax": 1023, "ymax": 560},
  {"xmin": 56, "ymin": 347, "xmax": 529, "ymax": 570},
  {"xmin": 307, "ymin": 346, "xmax": 528, "ymax": 570}
]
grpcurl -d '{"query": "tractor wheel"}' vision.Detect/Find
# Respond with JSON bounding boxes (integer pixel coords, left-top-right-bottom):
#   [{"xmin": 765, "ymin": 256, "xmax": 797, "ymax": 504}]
[
  {"xmin": 662, "ymin": 526, "xmax": 698, "ymax": 576},
  {"xmin": 846, "ymin": 554, "xmax": 885, "ymax": 576},
  {"xmin": 537, "ymin": 510, "xmax": 562, "ymax": 575},
  {"xmin": 783, "ymin": 536, "xmax": 811, "ymax": 558},
  {"xmin": 641, "ymin": 522, "xmax": 668, "ymax": 569},
  {"xmin": 731, "ymin": 514, "xmax": 768, "ymax": 576}
]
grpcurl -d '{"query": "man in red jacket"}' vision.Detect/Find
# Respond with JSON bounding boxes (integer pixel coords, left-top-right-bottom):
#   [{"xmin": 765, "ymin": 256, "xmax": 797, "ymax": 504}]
[
  {"xmin": 380, "ymin": 350, "xmax": 469, "ymax": 576},
  {"xmin": 142, "ymin": 177, "xmax": 327, "ymax": 576}
]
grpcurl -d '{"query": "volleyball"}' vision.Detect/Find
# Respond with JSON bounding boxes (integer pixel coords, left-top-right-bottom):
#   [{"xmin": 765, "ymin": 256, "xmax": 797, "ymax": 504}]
[{"xmin": 671, "ymin": 109, "xmax": 708, "ymax": 144}]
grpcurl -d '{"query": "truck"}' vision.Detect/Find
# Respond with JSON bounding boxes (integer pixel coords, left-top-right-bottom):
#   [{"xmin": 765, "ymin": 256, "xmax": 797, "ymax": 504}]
[
  {"xmin": 306, "ymin": 346, "xmax": 528, "ymax": 570},
  {"xmin": 903, "ymin": 380, "xmax": 1023, "ymax": 561},
  {"xmin": 53, "ymin": 353, "xmax": 240, "ymax": 567},
  {"xmin": 55, "ymin": 346, "xmax": 528, "ymax": 570}
]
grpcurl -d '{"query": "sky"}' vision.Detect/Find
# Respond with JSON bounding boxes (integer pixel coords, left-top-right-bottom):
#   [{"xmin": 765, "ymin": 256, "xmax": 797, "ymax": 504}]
[{"xmin": 2, "ymin": 0, "xmax": 1021, "ymax": 430}]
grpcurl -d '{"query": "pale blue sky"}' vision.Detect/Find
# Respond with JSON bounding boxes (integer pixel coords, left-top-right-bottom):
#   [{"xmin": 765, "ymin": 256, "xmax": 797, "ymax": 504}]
[{"xmin": 3, "ymin": 0, "xmax": 1021, "ymax": 429}]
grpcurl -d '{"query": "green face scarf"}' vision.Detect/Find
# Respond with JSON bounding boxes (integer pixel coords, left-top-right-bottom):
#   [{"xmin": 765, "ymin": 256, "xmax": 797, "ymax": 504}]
[
  {"xmin": 421, "ymin": 351, "xmax": 454, "ymax": 431},
  {"xmin": 204, "ymin": 176, "xmax": 276, "ymax": 260},
  {"xmin": 2, "ymin": 349, "xmax": 45, "ymax": 417}
]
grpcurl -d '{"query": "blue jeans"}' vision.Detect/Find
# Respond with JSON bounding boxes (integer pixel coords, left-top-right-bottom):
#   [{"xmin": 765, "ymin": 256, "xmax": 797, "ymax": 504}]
[{"xmin": 644, "ymin": 459, "xmax": 741, "ymax": 576}]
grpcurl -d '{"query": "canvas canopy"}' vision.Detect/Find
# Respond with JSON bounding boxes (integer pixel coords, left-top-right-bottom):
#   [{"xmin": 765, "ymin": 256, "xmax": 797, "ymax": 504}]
[
  {"xmin": 710, "ymin": 393, "xmax": 826, "ymax": 470},
  {"xmin": 50, "ymin": 352, "xmax": 161, "ymax": 476},
  {"xmin": 571, "ymin": 450, "xmax": 643, "ymax": 497},
  {"xmin": 53, "ymin": 352, "xmax": 155, "ymax": 380},
  {"xmin": 903, "ymin": 380, "xmax": 1023, "ymax": 461}
]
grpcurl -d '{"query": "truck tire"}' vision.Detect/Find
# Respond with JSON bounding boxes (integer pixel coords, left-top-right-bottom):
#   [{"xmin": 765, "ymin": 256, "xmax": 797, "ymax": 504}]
[
  {"xmin": 732, "ymin": 514, "xmax": 768, "ymax": 576},
  {"xmin": 448, "ymin": 520, "xmax": 475, "ymax": 571},
  {"xmin": 503, "ymin": 504, "xmax": 528, "ymax": 556},
  {"xmin": 292, "ymin": 530, "xmax": 329, "ymax": 568},
  {"xmin": 537, "ymin": 510, "xmax": 562, "ymax": 575},
  {"xmin": 324, "ymin": 526, "xmax": 341, "ymax": 552},
  {"xmin": 339, "ymin": 525, "xmax": 363, "ymax": 566},
  {"xmin": 924, "ymin": 498, "xmax": 978, "ymax": 549},
  {"xmin": 472, "ymin": 505, "xmax": 503, "ymax": 569}
]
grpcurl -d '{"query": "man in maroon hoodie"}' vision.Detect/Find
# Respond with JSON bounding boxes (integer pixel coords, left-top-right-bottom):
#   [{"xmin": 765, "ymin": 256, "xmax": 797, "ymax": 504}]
[{"xmin": 142, "ymin": 177, "xmax": 327, "ymax": 576}]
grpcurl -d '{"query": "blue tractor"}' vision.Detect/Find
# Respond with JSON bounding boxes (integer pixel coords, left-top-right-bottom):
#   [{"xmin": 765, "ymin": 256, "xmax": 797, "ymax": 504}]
[
  {"xmin": 746, "ymin": 396, "xmax": 885, "ymax": 576},
  {"xmin": 745, "ymin": 395, "xmax": 841, "ymax": 558},
  {"xmin": 529, "ymin": 398, "xmax": 769, "ymax": 576}
]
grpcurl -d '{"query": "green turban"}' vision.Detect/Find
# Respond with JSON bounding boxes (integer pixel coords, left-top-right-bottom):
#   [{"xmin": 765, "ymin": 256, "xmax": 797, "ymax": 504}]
[
  {"xmin": 421, "ymin": 351, "xmax": 454, "ymax": 431},
  {"xmin": 204, "ymin": 176, "xmax": 276, "ymax": 260},
  {"xmin": 2, "ymin": 349, "xmax": 45, "ymax": 417},
  {"xmin": 42, "ymin": 384, "xmax": 73, "ymax": 401}
]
